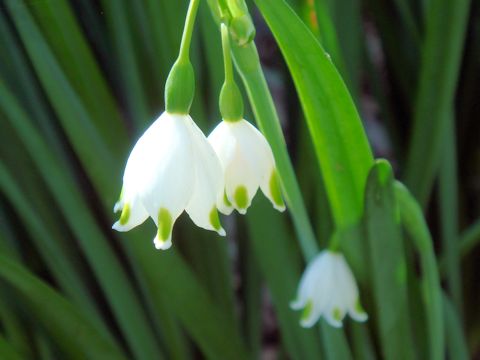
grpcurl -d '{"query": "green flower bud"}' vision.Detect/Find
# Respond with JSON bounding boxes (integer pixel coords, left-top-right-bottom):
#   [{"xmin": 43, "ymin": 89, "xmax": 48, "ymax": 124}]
[
  {"xmin": 219, "ymin": 81, "xmax": 243, "ymax": 122},
  {"xmin": 165, "ymin": 59, "xmax": 195, "ymax": 114},
  {"xmin": 230, "ymin": 13, "xmax": 255, "ymax": 46}
]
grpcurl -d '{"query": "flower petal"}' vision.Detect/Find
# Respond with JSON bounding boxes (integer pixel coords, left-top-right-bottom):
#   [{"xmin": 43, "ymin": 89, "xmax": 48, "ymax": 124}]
[
  {"xmin": 125, "ymin": 113, "xmax": 195, "ymax": 248},
  {"xmin": 112, "ymin": 196, "xmax": 149, "ymax": 231},
  {"xmin": 185, "ymin": 117, "xmax": 226, "ymax": 235}
]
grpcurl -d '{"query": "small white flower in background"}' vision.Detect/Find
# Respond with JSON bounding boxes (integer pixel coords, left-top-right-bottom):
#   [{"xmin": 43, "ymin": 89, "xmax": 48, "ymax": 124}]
[
  {"xmin": 113, "ymin": 111, "xmax": 226, "ymax": 250},
  {"xmin": 291, "ymin": 250, "xmax": 368, "ymax": 328},
  {"xmin": 208, "ymin": 119, "xmax": 285, "ymax": 215}
]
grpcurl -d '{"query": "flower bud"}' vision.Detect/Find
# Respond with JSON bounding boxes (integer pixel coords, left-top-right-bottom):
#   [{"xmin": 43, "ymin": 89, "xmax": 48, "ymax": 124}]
[
  {"xmin": 165, "ymin": 59, "xmax": 195, "ymax": 114},
  {"xmin": 219, "ymin": 81, "xmax": 244, "ymax": 122},
  {"xmin": 229, "ymin": 13, "xmax": 255, "ymax": 46}
]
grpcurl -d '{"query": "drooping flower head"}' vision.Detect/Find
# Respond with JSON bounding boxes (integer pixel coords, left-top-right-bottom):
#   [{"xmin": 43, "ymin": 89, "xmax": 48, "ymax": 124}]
[
  {"xmin": 113, "ymin": 0, "xmax": 225, "ymax": 249},
  {"xmin": 291, "ymin": 250, "xmax": 368, "ymax": 328},
  {"xmin": 208, "ymin": 120, "xmax": 285, "ymax": 214},
  {"xmin": 113, "ymin": 112, "xmax": 225, "ymax": 250},
  {"xmin": 208, "ymin": 23, "xmax": 285, "ymax": 215}
]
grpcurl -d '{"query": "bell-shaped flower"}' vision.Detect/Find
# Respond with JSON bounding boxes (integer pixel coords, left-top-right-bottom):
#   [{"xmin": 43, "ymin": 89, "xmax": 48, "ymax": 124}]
[
  {"xmin": 291, "ymin": 250, "xmax": 368, "ymax": 328},
  {"xmin": 113, "ymin": 112, "xmax": 226, "ymax": 250},
  {"xmin": 207, "ymin": 119, "xmax": 285, "ymax": 215}
]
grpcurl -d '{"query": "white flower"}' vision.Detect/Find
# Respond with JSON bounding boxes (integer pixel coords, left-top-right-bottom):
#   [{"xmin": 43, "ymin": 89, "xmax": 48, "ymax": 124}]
[
  {"xmin": 291, "ymin": 250, "xmax": 368, "ymax": 328},
  {"xmin": 207, "ymin": 119, "xmax": 285, "ymax": 215},
  {"xmin": 113, "ymin": 112, "xmax": 226, "ymax": 250}
]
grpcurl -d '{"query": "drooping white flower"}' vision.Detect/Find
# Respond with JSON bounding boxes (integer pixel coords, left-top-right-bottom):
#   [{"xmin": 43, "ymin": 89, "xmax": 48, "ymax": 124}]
[
  {"xmin": 207, "ymin": 119, "xmax": 285, "ymax": 215},
  {"xmin": 291, "ymin": 250, "xmax": 368, "ymax": 328},
  {"xmin": 113, "ymin": 112, "xmax": 226, "ymax": 250}
]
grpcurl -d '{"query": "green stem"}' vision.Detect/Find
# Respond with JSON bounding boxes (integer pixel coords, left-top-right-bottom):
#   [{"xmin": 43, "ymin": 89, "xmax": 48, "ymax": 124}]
[
  {"xmin": 226, "ymin": 0, "xmax": 244, "ymax": 16},
  {"xmin": 221, "ymin": 23, "xmax": 234, "ymax": 85},
  {"xmin": 395, "ymin": 181, "xmax": 444, "ymax": 360},
  {"xmin": 178, "ymin": 0, "xmax": 200, "ymax": 62},
  {"xmin": 404, "ymin": 0, "xmax": 470, "ymax": 206},
  {"xmin": 459, "ymin": 218, "xmax": 480, "ymax": 257},
  {"xmin": 438, "ymin": 111, "xmax": 462, "ymax": 319},
  {"xmin": 231, "ymin": 42, "xmax": 319, "ymax": 260}
]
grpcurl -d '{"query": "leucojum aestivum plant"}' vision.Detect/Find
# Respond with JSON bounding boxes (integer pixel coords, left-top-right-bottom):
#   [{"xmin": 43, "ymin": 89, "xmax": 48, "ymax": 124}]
[
  {"xmin": 113, "ymin": 0, "xmax": 383, "ymax": 331},
  {"xmin": 1, "ymin": 0, "xmax": 475, "ymax": 357},
  {"xmin": 110, "ymin": 0, "xmax": 445, "ymax": 344}
]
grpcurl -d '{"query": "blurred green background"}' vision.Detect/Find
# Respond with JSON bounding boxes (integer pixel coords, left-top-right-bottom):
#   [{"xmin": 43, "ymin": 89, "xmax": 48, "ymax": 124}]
[{"xmin": 0, "ymin": 0, "xmax": 479, "ymax": 359}]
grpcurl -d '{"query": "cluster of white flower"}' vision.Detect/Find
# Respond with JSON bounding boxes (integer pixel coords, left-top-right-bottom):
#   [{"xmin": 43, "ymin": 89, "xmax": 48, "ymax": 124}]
[
  {"xmin": 113, "ymin": 112, "xmax": 284, "ymax": 250},
  {"xmin": 112, "ymin": 0, "xmax": 366, "ymax": 330}
]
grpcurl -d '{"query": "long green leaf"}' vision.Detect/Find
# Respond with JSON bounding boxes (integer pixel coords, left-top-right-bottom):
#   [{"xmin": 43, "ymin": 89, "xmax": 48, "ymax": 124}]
[
  {"xmin": 404, "ymin": 0, "xmax": 471, "ymax": 205},
  {"xmin": 443, "ymin": 293, "xmax": 469, "ymax": 360},
  {"xmin": 246, "ymin": 198, "xmax": 334, "ymax": 360},
  {"xmin": 0, "ymin": 336, "xmax": 23, "ymax": 360},
  {"xmin": 438, "ymin": 112, "xmax": 462, "ymax": 316},
  {"xmin": 0, "ymin": 79, "xmax": 164, "ymax": 360},
  {"xmin": 364, "ymin": 160, "xmax": 415, "ymax": 359},
  {"xmin": 253, "ymin": 0, "xmax": 374, "ymax": 228},
  {"xmin": 0, "ymin": 255, "xmax": 126, "ymax": 360},
  {"xmin": 395, "ymin": 182, "xmax": 444, "ymax": 360}
]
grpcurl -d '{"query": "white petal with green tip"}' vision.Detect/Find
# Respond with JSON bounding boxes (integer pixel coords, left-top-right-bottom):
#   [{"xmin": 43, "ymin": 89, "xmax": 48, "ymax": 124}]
[
  {"xmin": 113, "ymin": 112, "xmax": 228, "ymax": 249},
  {"xmin": 291, "ymin": 250, "xmax": 368, "ymax": 328},
  {"xmin": 208, "ymin": 119, "xmax": 285, "ymax": 214}
]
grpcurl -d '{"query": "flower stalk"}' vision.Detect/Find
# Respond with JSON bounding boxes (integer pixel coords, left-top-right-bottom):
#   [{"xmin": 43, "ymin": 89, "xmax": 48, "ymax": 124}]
[{"xmin": 219, "ymin": 23, "xmax": 244, "ymax": 122}]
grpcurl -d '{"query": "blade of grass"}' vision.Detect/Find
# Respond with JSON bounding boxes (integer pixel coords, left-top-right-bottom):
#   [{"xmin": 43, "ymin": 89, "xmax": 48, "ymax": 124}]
[
  {"xmin": 443, "ymin": 293, "xmax": 469, "ymax": 360},
  {"xmin": 322, "ymin": 0, "xmax": 363, "ymax": 100},
  {"xmin": 438, "ymin": 111, "xmax": 462, "ymax": 317},
  {"xmin": 0, "ymin": 254, "xmax": 126, "ymax": 360},
  {"xmin": 0, "ymin": 79, "xmax": 165, "ymax": 360},
  {"xmin": 0, "ymin": 158, "xmax": 115, "ymax": 343},
  {"xmin": 253, "ymin": 0, "xmax": 374, "ymax": 230},
  {"xmin": 1, "ymin": 77, "xmax": 250, "ymax": 360},
  {"xmin": 404, "ymin": 0, "xmax": 471, "ymax": 206},
  {"xmin": 246, "ymin": 197, "xmax": 337, "ymax": 360},
  {"xmin": 364, "ymin": 160, "xmax": 415, "ymax": 359},
  {"xmin": 25, "ymin": 0, "xmax": 127, "ymax": 155},
  {"xmin": 459, "ymin": 218, "xmax": 480, "ymax": 257},
  {"xmin": 395, "ymin": 182, "xmax": 444, "ymax": 360},
  {"xmin": 0, "ymin": 336, "xmax": 23, "ymax": 360},
  {"xmin": 97, "ymin": 0, "xmax": 150, "ymax": 125},
  {"xmin": 5, "ymin": 0, "xmax": 117, "ymax": 201}
]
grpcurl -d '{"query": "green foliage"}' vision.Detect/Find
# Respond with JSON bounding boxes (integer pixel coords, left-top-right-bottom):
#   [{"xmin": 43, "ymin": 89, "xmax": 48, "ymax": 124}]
[{"xmin": 1, "ymin": 0, "xmax": 478, "ymax": 358}]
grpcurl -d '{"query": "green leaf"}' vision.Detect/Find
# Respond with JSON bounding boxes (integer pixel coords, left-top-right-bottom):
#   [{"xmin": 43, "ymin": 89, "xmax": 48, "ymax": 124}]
[
  {"xmin": 395, "ymin": 182, "xmax": 444, "ymax": 360},
  {"xmin": 246, "ymin": 200, "xmax": 325, "ymax": 360},
  {"xmin": 404, "ymin": 0, "xmax": 471, "ymax": 205},
  {"xmin": 253, "ymin": 0, "xmax": 373, "ymax": 228},
  {"xmin": 0, "ymin": 79, "xmax": 164, "ymax": 360},
  {"xmin": 443, "ymin": 293, "xmax": 469, "ymax": 360},
  {"xmin": 0, "ymin": 336, "xmax": 23, "ymax": 360},
  {"xmin": 0, "ymin": 255, "xmax": 126, "ymax": 360},
  {"xmin": 364, "ymin": 160, "xmax": 415, "ymax": 359}
]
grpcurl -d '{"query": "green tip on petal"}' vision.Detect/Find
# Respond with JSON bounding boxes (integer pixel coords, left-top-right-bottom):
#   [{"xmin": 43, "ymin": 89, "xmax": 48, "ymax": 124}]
[
  {"xmin": 269, "ymin": 170, "xmax": 285, "ymax": 210},
  {"xmin": 209, "ymin": 207, "xmax": 225, "ymax": 235},
  {"xmin": 157, "ymin": 208, "xmax": 173, "ymax": 242},
  {"xmin": 223, "ymin": 192, "xmax": 232, "ymax": 207},
  {"xmin": 234, "ymin": 186, "xmax": 248, "ymax": 211},
  {"xmin": 333, "ymin": 307, "xmax": 342, "ymax": 322},
  {"xmin": 354, "ymin": 299, "xmax": 366, "ymax": 315},
  {"xmin": 300, "ymin": 300, "xmax": 313, "ymax": 322},
  {"xmin": 119, "ymin": 203, "xmax": 131, "ymax": 225}
]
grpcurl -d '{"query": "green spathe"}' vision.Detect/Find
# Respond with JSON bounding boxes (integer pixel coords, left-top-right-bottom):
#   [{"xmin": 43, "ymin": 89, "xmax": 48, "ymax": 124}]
[
  {"xmin": 230, "ymin": 14, "xmax": 256, "ymax": 46},
  {"xmin": 165, "ymin": 59, "xmax": 195, "ymax": 114},
  {"xmin": 220, "ymin": 82, "xmax": 243, "ymax": 122}
]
